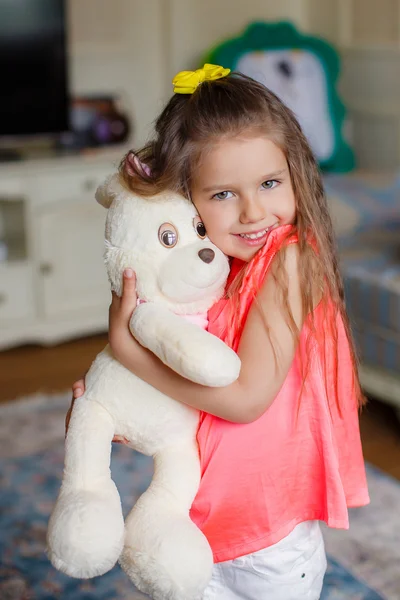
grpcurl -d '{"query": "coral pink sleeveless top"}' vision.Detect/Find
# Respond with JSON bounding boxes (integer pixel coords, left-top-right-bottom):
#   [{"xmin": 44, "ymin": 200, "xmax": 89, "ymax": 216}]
[{"xmin": 190, "ymin": 225, "xmax": 369, "ymax": 563}]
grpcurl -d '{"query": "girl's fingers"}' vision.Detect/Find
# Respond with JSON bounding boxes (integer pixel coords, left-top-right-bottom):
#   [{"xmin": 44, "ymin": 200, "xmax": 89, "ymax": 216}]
[
  {"xmin": 68, "ymin": 372, "xmax": 87, "ymax": 435},
  {"xmin": 72, "ymin": 384, "xmax": 84, "ymax": 398},
  {"xmin": 72, "ymin": 377, "xmax": 86, "ymax": 398},
  {"xmin": 113, "ymin": 435, "xmax": 130, "ymax": 445},
  {"xmin": 120, "ymin": 269, "xmax": 138, "ymax": 316}
]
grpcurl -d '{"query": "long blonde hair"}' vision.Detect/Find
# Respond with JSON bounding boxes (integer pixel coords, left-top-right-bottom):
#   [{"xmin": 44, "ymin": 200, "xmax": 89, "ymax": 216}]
[{"xmin": 120, "ymin": 72, "xmax": 365, "ymax": 409}]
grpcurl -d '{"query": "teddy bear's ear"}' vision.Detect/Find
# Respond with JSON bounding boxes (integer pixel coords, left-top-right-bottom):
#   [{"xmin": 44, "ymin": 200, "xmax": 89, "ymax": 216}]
[{"xmin": 95, "ymin": 173, "xmax": 123, "ymax": 209}]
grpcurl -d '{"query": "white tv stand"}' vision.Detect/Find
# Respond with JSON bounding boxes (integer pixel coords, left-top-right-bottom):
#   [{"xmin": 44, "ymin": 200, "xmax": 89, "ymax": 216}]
[{"xmin": 0, "ymin": 149, "xmax": 124, "ymax": 350}]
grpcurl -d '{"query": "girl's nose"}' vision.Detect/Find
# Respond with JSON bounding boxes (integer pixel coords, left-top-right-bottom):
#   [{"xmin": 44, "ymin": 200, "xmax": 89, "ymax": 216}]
[{"xmin": 239, "ymin": 197, "xmax": 265, "ymax": 224}]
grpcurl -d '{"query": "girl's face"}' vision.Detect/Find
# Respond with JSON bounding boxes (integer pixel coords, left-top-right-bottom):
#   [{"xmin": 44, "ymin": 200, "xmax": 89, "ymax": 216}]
[{"xmin": 191, "ymin": 136, "xmax": 296, "ymax": 261}]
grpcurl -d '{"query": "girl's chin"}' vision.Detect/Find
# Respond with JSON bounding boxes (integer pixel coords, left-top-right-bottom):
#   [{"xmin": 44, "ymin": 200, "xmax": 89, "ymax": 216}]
[{"xmin": 230, "ymin": 246, "xmax": 262, "ymax": 262}]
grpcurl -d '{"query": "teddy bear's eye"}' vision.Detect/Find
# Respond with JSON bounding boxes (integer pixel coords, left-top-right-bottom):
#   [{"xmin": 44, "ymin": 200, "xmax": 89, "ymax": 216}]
[
  {"xmin": 158, "ymin": 223, "xmax": 178, "ymax": 248},
  {"xmin": 196, "ymin": 222, "xmax": 206, "ymax": 239},
  {"xmin": 193, "ymin": 216, "xmax": 206, "ymax": 239},
  {"xmin": 161, "ymin": 231, "xmax": 176, "ymax": 246}
]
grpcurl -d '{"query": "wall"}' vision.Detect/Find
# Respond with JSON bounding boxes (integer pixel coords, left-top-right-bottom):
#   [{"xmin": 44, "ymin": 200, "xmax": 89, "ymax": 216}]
[
  {"xmin": 336, "ymin": 0, "xmax": 400, "ymax": 170},
  {"xmin": 67, "ymin": 0, "xmax": 314, "ymax": 147},
  {"xmin": 307, "ymin": 0, "xmax": 400, "ymax": 170},
  {"xmin": 68, "ymin": 0, "xmax": 400, "ymax": 169},
  {"xmin": 67, "ymin": 0, "xmax": 167, "ymax": 147}
]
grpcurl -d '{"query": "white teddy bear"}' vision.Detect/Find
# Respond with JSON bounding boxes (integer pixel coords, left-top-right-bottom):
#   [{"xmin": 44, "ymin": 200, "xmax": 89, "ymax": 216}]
[{"xmin": 47, "ymin": 172, "xmax": 241, "ymax": 600}]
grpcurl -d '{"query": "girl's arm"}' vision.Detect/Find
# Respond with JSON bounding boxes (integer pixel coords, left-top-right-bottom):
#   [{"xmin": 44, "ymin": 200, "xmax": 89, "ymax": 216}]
[{"xmin": 109, "ymin": 246, "xmax": 303, "ymax": 424}]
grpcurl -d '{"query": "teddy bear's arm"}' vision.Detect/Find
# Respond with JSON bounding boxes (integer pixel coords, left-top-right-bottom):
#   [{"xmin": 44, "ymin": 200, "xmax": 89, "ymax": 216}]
[{"xmin": 130, "ymin": 303, "xmax": 241, "ymax": 387}]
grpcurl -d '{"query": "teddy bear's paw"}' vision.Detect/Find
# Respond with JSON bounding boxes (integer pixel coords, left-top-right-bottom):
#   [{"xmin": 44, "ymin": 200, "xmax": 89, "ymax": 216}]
[
  {"xmin": 196, "ymin": 344, "xmax": 241, "ymax": 387},
  {"xmin": 47, "ymin": 484, "xmax": 124, "ymax": 578},
  {"xmin": 119, "ymin": 549, "xmax": 208, "ymax": 600},
  {"xmin": 119, "ymin": 515, "xmax": 213, "ymax": 600}
]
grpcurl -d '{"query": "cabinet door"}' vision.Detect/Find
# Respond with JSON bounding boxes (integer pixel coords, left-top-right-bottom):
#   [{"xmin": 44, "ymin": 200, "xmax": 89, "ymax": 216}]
[{"xmin": 36, "ymin": 200, "xmax": 110, "ymax": 318}]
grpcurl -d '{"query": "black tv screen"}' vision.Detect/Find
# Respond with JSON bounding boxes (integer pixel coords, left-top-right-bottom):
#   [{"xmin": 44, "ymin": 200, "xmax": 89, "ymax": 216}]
[{"xmin": 0, "ymin": 0, "xmax": 69, "ymax": 138}]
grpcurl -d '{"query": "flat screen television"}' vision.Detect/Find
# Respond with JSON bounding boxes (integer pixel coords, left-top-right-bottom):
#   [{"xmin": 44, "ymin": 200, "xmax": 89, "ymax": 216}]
[{"xmin": 0, "ymin": 0, "xmax": 69, "ymax": 140}]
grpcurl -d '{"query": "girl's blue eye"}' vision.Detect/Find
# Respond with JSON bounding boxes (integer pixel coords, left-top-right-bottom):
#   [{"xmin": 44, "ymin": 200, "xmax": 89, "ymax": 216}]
[
  {"xmin": 262, "ymin": 180, "xmax": 278, "ymax": 190},
  {"xmin": 213, "ymin": 191, "xmax": 233, "ymax": 200}
]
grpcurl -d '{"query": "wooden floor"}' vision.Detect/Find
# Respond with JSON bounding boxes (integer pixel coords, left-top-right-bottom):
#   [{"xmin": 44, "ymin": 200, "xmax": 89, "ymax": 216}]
[{"xmin": 2, "ymin": 334, "xmax": 400, "ymax": 480}]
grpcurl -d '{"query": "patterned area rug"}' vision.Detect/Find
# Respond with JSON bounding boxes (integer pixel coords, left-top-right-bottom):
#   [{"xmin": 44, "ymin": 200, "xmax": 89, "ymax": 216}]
[{"xmin": 1, "ymin": 392, "xmax": 399, "ymax": 600}]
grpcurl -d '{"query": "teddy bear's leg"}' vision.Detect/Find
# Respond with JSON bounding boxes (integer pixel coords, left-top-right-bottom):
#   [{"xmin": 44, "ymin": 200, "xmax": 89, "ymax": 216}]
[
  {"xmin": 120, "ymin": 441, "xmax": 213, "ymax": 600},
  {"xmin": 47, "ymin": 396, "xmax": 125, "ymax": 579}
]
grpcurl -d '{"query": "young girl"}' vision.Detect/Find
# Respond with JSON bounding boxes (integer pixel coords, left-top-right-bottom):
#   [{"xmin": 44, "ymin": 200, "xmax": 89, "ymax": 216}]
[{"xmin": 71, "ymin": 65, "xmax": 369, "ymax": 599}]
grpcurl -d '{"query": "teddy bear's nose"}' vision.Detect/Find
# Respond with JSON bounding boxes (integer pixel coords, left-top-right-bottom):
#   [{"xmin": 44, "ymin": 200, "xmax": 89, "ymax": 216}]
[{"xmin": 198, "ymin": 248, "xmax": 215, "ymax": 263}]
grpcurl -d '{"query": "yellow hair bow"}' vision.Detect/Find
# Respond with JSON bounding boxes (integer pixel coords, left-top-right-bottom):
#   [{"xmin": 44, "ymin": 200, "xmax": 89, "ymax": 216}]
[{"xmin": 172, "ymin": 63, "xmax": 231, "ymax": 94}]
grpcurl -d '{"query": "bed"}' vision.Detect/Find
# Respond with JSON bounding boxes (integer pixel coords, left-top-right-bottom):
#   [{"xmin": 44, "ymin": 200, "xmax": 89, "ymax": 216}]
[{"xmin": 324, "ymin": 172, "xmax": 400, "ymax": 413}]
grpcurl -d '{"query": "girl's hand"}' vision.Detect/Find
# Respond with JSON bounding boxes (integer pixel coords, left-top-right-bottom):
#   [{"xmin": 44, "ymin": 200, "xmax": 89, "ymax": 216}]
[
  {"xmin": 65, "ymin": 377, "xmax": 129, "ymax": 446},
  {"xmin": 72, "ymin": 377, "xmax": 86, "ymax": 400},
  {"xmin": 108, "ymin": 269, "xmax": 139, "ymax": 363},
  {"xmin": 65, "ymin": 376, "xmax": 86, "ymax": 435}
]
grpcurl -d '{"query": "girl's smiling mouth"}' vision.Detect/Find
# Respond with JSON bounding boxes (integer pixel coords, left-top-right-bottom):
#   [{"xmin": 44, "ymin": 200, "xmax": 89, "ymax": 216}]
[{"xmin": 234, "ymin": 224, "xmax": 278, "ymax": 246}]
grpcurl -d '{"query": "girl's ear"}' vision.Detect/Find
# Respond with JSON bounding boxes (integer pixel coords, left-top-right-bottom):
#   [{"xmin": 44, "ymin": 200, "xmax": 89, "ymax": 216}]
[{"xmin": 126, "ymin": 152, "xmax": 151, "ymax": 177}]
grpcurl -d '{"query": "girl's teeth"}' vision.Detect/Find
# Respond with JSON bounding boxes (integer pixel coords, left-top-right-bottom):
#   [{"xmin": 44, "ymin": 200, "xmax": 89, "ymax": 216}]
[{"xmin": 240, "ymin": 228, "xmax": 268, "ymax": 239}]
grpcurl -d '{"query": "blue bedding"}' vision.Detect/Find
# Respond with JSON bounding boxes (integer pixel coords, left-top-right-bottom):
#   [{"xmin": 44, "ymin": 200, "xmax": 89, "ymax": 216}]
[{"xmin": 323, "ymin": 173, "xmax": 400, "ymax": 374}]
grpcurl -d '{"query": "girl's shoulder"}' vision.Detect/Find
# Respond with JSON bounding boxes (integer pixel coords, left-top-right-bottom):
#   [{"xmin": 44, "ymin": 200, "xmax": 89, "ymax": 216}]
[{"xmin": 253, "ymin": 225, "xmax": 322, "ymax": 311}]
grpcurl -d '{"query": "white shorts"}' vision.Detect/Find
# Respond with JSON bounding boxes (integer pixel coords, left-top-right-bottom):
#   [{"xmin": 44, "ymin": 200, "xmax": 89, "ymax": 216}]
[{"xmin": 202, "ymin": 521, "xmax": 327, "ymax": 600}]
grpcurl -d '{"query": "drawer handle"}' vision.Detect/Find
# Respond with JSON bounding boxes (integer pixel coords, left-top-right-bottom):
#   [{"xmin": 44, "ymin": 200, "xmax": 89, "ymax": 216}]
[
  {"xmin": 0, "ymin": 293, "xmax": 6, "ymax": 305},
  {"xmin": 39, "ymin": 263, "xmax": 53, "ymax": 275}
]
